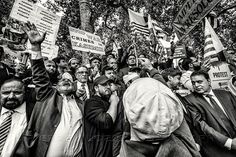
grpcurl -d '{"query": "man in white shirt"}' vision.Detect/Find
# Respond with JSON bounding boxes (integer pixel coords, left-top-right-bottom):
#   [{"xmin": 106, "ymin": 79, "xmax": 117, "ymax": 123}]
[
  {"xmin": 12, "ymin": 22, "xmax": 83, "ymax": 157},
  {"xmin": 0, "ymin": 78, "xmax": 27, "ymax": 157},
  {"xmin": 185, "ymin": 70, "xmax": 236, "ymax": 157},
  {"xmin": 75, "ymin": 66, "xmax": 91, "ymax": 103}
]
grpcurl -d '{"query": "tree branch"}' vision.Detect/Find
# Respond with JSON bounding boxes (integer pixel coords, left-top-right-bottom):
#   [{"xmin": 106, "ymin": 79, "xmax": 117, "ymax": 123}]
[{"xmin": 218, "ymin": 3, "xmax": 236, "ymax": 16}]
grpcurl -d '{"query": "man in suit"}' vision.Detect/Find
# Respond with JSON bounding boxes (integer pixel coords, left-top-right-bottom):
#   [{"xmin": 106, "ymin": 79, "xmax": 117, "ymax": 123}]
[
  {"xmin": 12, "ymin": 22, "xmax": 83, "ymax": 157},
  {"xmin": 184, "ymin": 70, "xmax": 236, "ymax": 157},
  {"xmin": 118, "ymin": 54, "xmax": 136, "ymax": 78},
  {"xmin": 75, "ymin": 65, "xmax": 93, "ymax": 104},
  {"xmin": 0, "ymin": 78, "xmax": 34, "ymax": 157}
]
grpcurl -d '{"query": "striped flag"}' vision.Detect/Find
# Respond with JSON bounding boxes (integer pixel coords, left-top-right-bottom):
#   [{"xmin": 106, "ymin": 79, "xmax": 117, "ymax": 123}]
[
  {"xmin": 128, "ymin": 9, "xmax": 163, "ymax": 37},
  {"xmin": 204, "ymin": 18, "xmax": 224, "ymax": 62},
  {"xmin": 128, "ymin": 9, "xmax": 149, "ymax": 37}
]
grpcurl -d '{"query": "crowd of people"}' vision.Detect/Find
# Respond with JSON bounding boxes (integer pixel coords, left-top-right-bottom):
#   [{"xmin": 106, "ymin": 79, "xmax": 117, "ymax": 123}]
[{"xmin": 1, "ymin": 22, "xmax": 236, "ymax": 157}]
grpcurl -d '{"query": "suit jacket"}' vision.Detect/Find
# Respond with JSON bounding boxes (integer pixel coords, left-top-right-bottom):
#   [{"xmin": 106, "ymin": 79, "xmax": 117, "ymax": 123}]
[
  {"xmin": 12, "ymin": 59, "xmax": 83, "ymax": 157},
  {"xmin": 184, "ymin": 89, "xmax": 236, "ymax": 157},
  {"xmin": 118, "ymin": 66, "xmax": 129, "ymax": 79}
]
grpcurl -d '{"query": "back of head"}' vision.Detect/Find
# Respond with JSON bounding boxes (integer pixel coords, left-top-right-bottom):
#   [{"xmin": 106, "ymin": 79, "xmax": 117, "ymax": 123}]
[
  {"xmin": 123, "ymin": 78, "xmax": 183, "ymax": 142},
  {"xmin": 162, "ymin": 68, "xmax": 182, "ymax": 82},
  {"xmin": 181, "ymin": 58, "xmax": 192, "ymax": 71}
]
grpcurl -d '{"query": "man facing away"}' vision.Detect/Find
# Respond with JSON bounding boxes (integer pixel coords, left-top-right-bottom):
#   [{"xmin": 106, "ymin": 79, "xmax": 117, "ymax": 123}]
[
  {"xmin": 12, "ymin": 22, "xmax": 83, "ymax": 157},
  {"xmin": 184, "ymin": 70, "xmax": 236, "ymax": 157}
]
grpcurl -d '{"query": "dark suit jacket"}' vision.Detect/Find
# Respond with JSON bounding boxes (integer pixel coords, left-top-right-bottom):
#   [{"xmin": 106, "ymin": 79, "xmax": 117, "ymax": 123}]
[
  {"xmin": 12, "ymin": 59, "xmax": 83, "ymax": 157},
  {"xmin": 184, "ymin": 89, "xmax": 236, "ymax": 157},
  {"xmin": 118, "ymin": 66, "xmax": 129, "ymax": 79}
]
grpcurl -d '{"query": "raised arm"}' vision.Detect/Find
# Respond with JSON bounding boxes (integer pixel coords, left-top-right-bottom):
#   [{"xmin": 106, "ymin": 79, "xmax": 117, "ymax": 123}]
[{"xmin": 22, "ymin": 22, "xmax": 53, "ymax": 101}]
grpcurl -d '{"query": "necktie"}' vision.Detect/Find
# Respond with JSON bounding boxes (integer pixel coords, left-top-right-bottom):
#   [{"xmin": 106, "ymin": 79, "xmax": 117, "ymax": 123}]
[
  {"xmin": 81, "ymin": 83, "xmax": 87, "ymax": 101},
  {"xmin": 205, "ymin": 94, "xmax": 227, "ymax": 117},
  {"xmin": 0, "ymin": 110, "xmax": 14, "ymax": 153}
]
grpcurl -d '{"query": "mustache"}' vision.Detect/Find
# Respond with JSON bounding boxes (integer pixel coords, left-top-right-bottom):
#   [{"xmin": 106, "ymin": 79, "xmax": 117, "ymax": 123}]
[{"xmin": 6, "ymin": 98, "xmax": 19, "ymax": 102}]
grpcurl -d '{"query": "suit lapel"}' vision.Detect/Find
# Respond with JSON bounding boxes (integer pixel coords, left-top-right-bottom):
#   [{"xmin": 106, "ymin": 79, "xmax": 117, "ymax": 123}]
[
  {"xmin": 213, "ymin": 90, "xmax": 236, "ymax": 128},
  {"xmin": 195, "ymin": 93, "xmax": 230, "ymax": 133}
]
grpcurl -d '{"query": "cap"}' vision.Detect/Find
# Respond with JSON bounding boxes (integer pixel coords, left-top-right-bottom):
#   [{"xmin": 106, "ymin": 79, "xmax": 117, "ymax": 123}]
[{"xmin": 94, "ymin": 75, "xmax": 111, "ymax": 86}]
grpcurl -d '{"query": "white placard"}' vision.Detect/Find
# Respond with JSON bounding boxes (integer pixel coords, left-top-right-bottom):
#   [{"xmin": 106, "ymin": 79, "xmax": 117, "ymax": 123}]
[
  {"xmin": 69, "ymin": 27, "xmax": 105, "ymax": 55},
  {"xmin": 10, "ymin": 0, "xmax": 61, "ymax": 57},
  {"xmin": 208, "ymin": 62, "xmax": 231, "ymax": 89}
]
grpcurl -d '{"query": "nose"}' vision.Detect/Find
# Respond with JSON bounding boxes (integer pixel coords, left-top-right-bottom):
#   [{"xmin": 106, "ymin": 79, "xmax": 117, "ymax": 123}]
[{"xmin": 8, "ymin": 92, "xmax": 16, "ymax": 98}]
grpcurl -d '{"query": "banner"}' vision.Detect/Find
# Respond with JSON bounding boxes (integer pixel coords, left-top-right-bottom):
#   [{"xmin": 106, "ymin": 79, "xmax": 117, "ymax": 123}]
[
  {"xmin": 208, "ymin": 63, "xmax": 231, "ymax": 89},
  {"xmin": 69, "ymin": 27, "xmax": 105, "ymax": 55},
  {"xmin": 173, "ymin": 0, "xmax": 221, "ymax": 40},
  {"xmin": 9, "ymin": 0, "xmax": 61, "ymax": 57},
  {"xmin": 204, "ymin": 18, "xmax": 224, "ymax": 62}
]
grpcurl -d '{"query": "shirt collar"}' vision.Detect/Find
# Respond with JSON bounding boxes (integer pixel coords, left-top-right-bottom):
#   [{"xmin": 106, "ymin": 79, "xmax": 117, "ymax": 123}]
[
  {"xmin": 204, "ymin": 89, "xmax": 214, "ymax": 97},
  {"xmin": 1, "ymin": 102, "xmax": 26, "ymax": 116}
]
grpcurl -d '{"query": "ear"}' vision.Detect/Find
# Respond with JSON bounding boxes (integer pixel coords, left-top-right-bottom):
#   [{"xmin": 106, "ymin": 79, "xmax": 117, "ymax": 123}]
[
  {"xmin": 189, "ymin": 63, "xmax": 193, "ymax": 68},
  {"xmin": 94, "ymin": 85, "xmax": 99, "ymax": 92},
  {"xmin": 207, "ymin": 79, "xmax": 211, "ymax": 85},
  {"xmin": 167, "ymin": 75, "xmax": 172, "ymax": 81}
]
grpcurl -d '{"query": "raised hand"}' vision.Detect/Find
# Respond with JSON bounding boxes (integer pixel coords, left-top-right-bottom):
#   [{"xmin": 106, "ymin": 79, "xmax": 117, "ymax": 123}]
[
  {"xmin": 138, "ymin": 58, "xmax": 153, "ymax": 71},
  {"xmin": 22, "ymin": 21, "xmax": 46, "ymax": 51}
]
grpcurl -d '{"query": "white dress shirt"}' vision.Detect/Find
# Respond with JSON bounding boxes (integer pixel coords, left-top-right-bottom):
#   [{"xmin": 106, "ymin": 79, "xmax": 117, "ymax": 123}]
[
  {"xmin": 77, "ymin": 81, "xmax": 90, "ymax": 99},
  {"xmin": 0, "ymin": 103, "xmax": 27, "ymax": 157},
  {"xmin": 46, "ymin": 95, "xmax": 83, "ymax": 157}
]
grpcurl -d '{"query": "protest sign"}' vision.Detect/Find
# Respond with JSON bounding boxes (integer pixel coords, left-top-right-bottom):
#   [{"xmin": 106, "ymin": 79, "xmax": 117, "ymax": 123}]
[
  {"xmin": 69, "ymin": 27, "xmax": 105, "ymax": 55},
  {"xmin": 173, "ymin": 45, "xmax": 186, "ymax": 59},
  {"xmin": 208, "ymin": 62, "xmax": 231, "ymax": 89},
  {"xmin": 9, "ymin": 0, "xmax": 61, "ymax": 57},
  {"xmin": 173, "ymin": 0, "xmax": 221, "ymax": 40}
]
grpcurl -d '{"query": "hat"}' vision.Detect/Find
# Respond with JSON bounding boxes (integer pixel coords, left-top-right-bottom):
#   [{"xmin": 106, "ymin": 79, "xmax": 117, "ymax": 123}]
[
  {"xmin": 123, "ymin": 72, "xmax": 140, "ymax": 85},
  {"xmin": 94, "ymin": 75, "xmax": 111, "ymax": 86}
]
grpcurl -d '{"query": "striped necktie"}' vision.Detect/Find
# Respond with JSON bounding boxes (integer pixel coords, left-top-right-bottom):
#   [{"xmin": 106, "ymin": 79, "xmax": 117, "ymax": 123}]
[
  {"xmin": 0, "ymin": 110, "xmax": 14, "ymax": 154},
  {"xmin": 81, "ymin": 83, "xmax": 87, "ymax": 101}
]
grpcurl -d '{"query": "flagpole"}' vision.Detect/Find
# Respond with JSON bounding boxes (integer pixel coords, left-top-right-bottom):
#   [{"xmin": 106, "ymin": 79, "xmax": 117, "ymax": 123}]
[{"xmin": 133, "ymin": 33, "xmax": 138, "ymax": 67}]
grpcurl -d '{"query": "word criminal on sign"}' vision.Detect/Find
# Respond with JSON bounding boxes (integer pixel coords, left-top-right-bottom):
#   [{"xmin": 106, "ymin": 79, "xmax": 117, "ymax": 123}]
[{"xmin": 69, "ymin": 27, "xmax": 105, "ymax": 55}]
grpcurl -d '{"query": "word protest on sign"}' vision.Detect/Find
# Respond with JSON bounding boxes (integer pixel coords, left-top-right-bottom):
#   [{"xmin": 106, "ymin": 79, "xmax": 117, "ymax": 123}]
[
  {"xmin": 173, "ymin": 0, "xmax": 221, "ymax": 40},
  {"xmin": 208, "ymin": 62, "xmax": 231, "ymax": 89},
  {"xmin": 9, "ymin": 0, "xmax": 61, "ymax": 58},
  {"xmin": 69, "ymin": 27, "xmax": 105, "ymax": 55}
]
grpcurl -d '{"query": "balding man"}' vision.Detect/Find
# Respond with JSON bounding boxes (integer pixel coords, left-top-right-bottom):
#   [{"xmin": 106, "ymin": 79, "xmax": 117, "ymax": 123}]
[{"xmin": 0, "ymin": 78, "xmax": 34, "ymax": 157}]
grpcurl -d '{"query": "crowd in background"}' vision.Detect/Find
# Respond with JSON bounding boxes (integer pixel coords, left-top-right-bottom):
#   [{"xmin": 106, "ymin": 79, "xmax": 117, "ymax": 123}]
[{"xmin": 1, "ymin": 23, "xmax": 236, "ymax": 157}]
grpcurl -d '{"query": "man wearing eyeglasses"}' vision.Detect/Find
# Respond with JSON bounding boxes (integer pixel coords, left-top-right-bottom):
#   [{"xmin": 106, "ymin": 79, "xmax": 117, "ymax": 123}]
[
  {"xmin": 12, "ymin": 23, "xmax": 83, "ymax": 157},
  {"xmin": 75, "ymin": 66, "xmax": 93, "ymax": 106}
]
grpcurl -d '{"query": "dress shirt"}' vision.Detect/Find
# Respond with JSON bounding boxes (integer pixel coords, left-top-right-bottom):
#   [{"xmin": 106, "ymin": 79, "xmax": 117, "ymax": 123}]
[
  {"xmin": 203, "ymin": 90, "xmax": 232, "ymax": 150},
  {"xmin": 203, "ymin": 90, "xmax": 228, "ymax": 118},
  {"xmin": 77, "ymin": 81, "xmax": 90, "ymax": 99},
  {"xmin": 46, "ymin": 95, "xmax": 83, "ymax": 157},
  {"xmin": 0, "ymin": 102, "xmax": 27, "ymax": 157}
]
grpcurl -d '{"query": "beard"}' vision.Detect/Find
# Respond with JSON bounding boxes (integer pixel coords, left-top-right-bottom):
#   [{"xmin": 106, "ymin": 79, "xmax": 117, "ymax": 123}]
[
  {"xmin": 2, "ymin": 98, "xmax": 22, "ymax": 110},
  {"xmin": 57, "ymin": 84, "xmax": 75, "ymax": 95}
]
